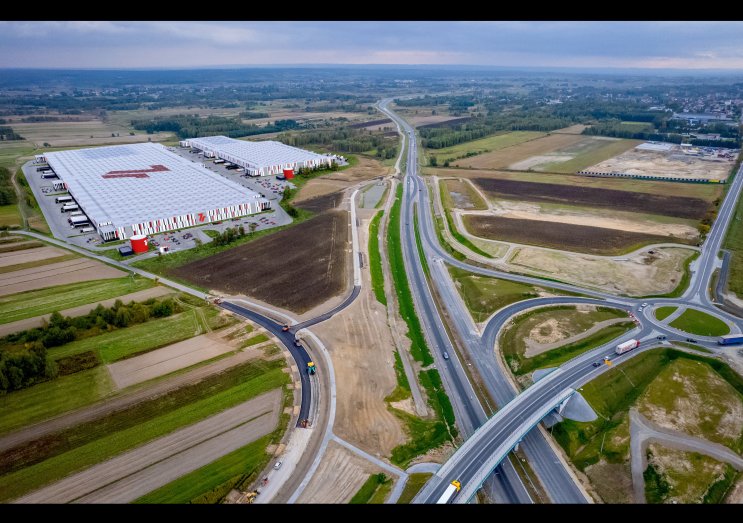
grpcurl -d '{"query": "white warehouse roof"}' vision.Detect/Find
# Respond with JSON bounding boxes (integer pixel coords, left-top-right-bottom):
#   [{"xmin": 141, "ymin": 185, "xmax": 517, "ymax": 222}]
[
  {"xmin": 44, "ymin": 142, "xmax": 266, "ymax": 233},
  {"xmin": 183, "ymin": 136, "xmax": 332, "ymax": 175}
]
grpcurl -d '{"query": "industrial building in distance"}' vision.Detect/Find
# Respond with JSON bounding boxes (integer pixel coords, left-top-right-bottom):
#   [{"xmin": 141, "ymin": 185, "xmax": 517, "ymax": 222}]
[
  {"xmin": 180, "ymin": 135, "xmax": 334, "ymax": 176},
  {"xmin": 38, "ymin": 142, "xmax": 271, "ymax": 240}
]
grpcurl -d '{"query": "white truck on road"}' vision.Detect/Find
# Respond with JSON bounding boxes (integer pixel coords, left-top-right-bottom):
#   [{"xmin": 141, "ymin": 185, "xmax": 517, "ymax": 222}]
[
  {"xmin": 615, "ymin": 339, "xmax": 640, "ymax": 355},
  {"xmin": 436, "ymin": 480, "xmax": 461, "ymax": 504}
]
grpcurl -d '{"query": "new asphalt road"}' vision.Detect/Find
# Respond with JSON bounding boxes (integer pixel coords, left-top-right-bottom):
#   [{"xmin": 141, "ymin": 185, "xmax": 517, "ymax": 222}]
[{"xmin": 378, "ymin": 99, "xmax": 743, "ymax": 504}]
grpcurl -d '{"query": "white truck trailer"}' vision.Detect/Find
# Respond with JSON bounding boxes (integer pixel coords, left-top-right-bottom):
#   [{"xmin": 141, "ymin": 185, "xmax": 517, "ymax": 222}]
[
  {"xmin": 436, "ymin": 480, "xmax": 462, "ymax": 504},
  {"xmin": 61, "ymin": 203, "xmax": 79, "ymax": 213},
  {"xmin": 615, "ymin": 339, "xmax": 640, "ymax": 355}
]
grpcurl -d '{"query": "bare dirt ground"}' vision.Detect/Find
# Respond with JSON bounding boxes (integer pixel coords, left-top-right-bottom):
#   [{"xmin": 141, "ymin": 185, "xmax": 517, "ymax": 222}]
[
  {"xmin": 586, "ymin": 148, "xmax": 736, "ymax": 181},
  {"xmin": 0, "ymin": 258, "xmax": 126, "ymax": 297},
  {"xmin": 14, "ymin": 389, "xmax": 282, "ymax": 504},
  {"xmin": 0, "ymin": 286, "xmax": 173, "ymax": 338},
  {"xmin": 509, "ymin": 154, "xmax": 570, "ymax": 171},
  {"xmin": 508, "ymin": 246, "xmax": 694, "ymax": 296},
  {"xmin": 107, "ymin": 328, "xmax": 263, "ymax": 389},
  {"xmin": 725, "ymin": 475, "xmax": 743, "ymax": 503},
  {"xmin": 172, "ymin": 211, "xmax": 349, "ymax": 314},
  {"xmin": 295, "ymin": 440, "xmax": 384, "ymax": 503},
  {"xmin": 0, "ymin": 245, "xmax": 71, "ymax": 268},
  {"xmin": 477, "ymin": 198, "xmax": 698, "ymax": 239},
  {"xmin": 294, "ymin": 156, "xmax": 389, "ymax": 203},
  {"xmin": 311, "ymin": 209, "xmax": 407, "ymax": 457},
  {"xmin": 453, "ymin": 132, "xmax": 586, "ymax": 169},
  {"xmin": 524, "ymin": 318, "xmax": 630, "ymax": 358},
  {"xmin": 584, "ymin": 460, "xmax": 634, "ymax": 504}
]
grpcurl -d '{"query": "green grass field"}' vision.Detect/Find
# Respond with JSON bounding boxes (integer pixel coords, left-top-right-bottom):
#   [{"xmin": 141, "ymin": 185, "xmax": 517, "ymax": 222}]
[
  {"xmin": 669, "ymin": 308, "xmax": 730, "ymax": 336},
  {"xmin": 387, "ymin": 183, "xmax": 433, "ymax": 366},
  {"xmin": 654, "ymin": 306, "xmax": 678, "ymax": 321},
  {"xmin": 426, "ymin": 131, "xmax": 545, "ymax": 162},
  {"xmin": 350, "ymin": 474, "xmax": 393, "ymax": 504},
  {"xmin": 0, "ymin": 205, "xmax": 21, "ymax": 228},
  {"xmin": 724, "ymin": 181, "xmax": 743, "ymax": 297},
  {"xmin": 368, "ymin": 210, "xmax": 387, "ymax": 305},
  {"xmin": 499, "ymin": 305, "xmax": 629, "ymax": 363},
  {"xmin": 438, "ymin": 182, "xmax": 492, "ymax": 258},
  {"xmin": 134, "ymin": 434, "xmax": 273, "ymax": 504},
  {"xmin": 504, "ymin": 321, "xmax": 636, "ymax": 376},
  {"xmin": 0, "ymin": 277, "xmax": 155, "ymax": 325},
  {"xmin": 539, "ymin": 138, "xmax": 640, "ymax": 174},
  {"xmin": 0, "ymin": 142, "xmax": 35, "ymax": 169},
  {"xmin": 0, "ymin": 361, "xmax": 288, "ymax": 502},
  {"xmin": 48, "ymin": 308, "xmax": 207, "ymax": 363},
  {"xmin": 397, "ymin": 473, "xmax": 432, "ymax": 504},
  {"xmin": 0, "ymin": 366, "xmax": 114, "ymax": 436},
  {"xmin": 413, "ymin": 206, "xmax": 430, "ymax": 277},
  {"xmin": 240, "ymin": 333, "xmax": 269, "ymax": 348},
  {"xmin": 448, "ymin": 266, "xmax": 541, "ymax": 323}
]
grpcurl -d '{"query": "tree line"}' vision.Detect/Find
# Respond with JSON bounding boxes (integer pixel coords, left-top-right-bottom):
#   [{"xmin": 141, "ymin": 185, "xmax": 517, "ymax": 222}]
[
  {"xmin": 0, "ymin": 297, "xmax": 178, "ymax": 393},
  {"xmin": 131, "ymin": 114, "xmax": 302, "ymax": 140},
  {"xmin": 0, "ymin": 126, "xmax": 23, "ymax": 141},
  {"xmin": 0, "ymin": 167, "xmax": 17, "ymax": 206}
]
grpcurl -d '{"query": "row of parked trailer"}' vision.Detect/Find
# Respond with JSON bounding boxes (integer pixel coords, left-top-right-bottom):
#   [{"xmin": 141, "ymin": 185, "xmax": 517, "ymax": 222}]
[{"xmin": 54, "ymin": 195, "xmax": 94, "ymax": 233}]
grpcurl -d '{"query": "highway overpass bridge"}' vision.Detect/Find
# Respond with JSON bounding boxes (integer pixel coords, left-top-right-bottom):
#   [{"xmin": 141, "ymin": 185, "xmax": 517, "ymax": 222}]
[{"xmin": 417, "ymin": 381, "xmax": 576, "ymax": 504}]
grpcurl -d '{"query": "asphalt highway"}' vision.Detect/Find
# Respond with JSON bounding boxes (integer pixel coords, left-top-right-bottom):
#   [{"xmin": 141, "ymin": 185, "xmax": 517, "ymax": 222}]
[{"xmin": 378, "ymin": 98, "xmax": 743, "ymax": 504}]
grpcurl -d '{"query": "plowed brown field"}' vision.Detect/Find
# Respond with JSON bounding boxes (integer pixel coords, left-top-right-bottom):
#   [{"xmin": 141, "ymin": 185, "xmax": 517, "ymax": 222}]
[
  {"xmin": 473, "ymin": 177, "xmax": 709, "ymax": 219},
  {"xmin": 171, "ymin": 211, "xmax": 349, "ymax": 314},
  {"xmin": 464, "ymin": 215, "xmax": 686, "ymax": 255}
]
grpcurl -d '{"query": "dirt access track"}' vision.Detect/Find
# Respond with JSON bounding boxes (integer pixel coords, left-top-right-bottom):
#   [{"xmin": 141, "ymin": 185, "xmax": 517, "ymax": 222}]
[
  {"xmin": 0, "ymin": 258, "xmax": 126, "ymax": 297},
  {"xmin": 296, "ymin": 440, "xmax": 386, "ymax": 503},
  {"xmin": 171, "ymin": 210, "xmax": 349, "ymax": 315},
  {"xmin": 311, "ymin": 207, "xmax": 407, "ymax": 458},
  {"xmin": 13, "ymin": 389, "xmax": 282, "ymax": 504}
]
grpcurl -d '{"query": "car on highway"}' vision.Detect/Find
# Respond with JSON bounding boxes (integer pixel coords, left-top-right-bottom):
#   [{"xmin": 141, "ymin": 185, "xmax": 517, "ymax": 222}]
[
  {"xmin": 657, "ymin": 335, "xmax": 667, "ymax": 340},
  {"xmin": 443, "ymin": 352, "xmax": 449, "ymax": 360},
  {"xmin": 592, "ymin": 361, "xmax": 601, "ymax": 368},
  {"xmin": 274, "ymin": 461, "xmax": 282, "ymax": 470},
  {"xmin": 641, "ymin": 302, "xmax": 649, "ymax": 307},
  {"xmin": 686, "ymin": 338, "xmax": 698, "ymax": 343}
]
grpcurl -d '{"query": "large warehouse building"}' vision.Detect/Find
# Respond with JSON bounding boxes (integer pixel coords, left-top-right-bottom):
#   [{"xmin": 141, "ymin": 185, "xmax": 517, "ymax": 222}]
[
  {"xmin": 180, "ymin": 135, "xmax": 334, "ymax": 176},
  {"xmin": 38, "ymin": 142, "xmax": 271, "ymax": 240}
]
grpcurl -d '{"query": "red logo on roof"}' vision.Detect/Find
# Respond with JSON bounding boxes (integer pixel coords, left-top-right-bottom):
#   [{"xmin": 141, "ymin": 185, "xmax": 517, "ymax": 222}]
[{"xmin": 102, "ymin": 164, "xmax": 170, "ymax": 179}]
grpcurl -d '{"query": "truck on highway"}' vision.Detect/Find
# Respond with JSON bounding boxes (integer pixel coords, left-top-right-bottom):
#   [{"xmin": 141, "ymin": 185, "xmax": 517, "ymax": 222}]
[
  {"xmin": 436, "ymin": 480, "xmax": 461, "ymax": 504},
  {"xmin": 307, "ymin": 361, "xmax": 316, "ymax": 375},
  {"xmin": 718, "ymin": 334, "xmax": 743, "ymax": 346},
  {"xmin": 615, "ymin": 339, "xmax": 640, "ymax": 355}
]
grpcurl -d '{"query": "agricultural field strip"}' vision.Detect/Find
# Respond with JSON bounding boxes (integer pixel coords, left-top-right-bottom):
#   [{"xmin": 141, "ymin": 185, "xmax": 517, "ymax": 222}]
[
  {"xmin": 463, "ymin": 215, "xmax": 678, "ymax": 256},
  {"xmin": 13, "ymin": 389, "xmax": 282, "ymax": 504},
  {"xmin": 0, "ymin": 258, "xmax": 119, "ymax": 285},
  {"xmin": 170, "ymin": 211, "xmax": 349, "ymax": 314},
  {"xmin": 0, "ymin": 245, "xmax": 72, "ymax": 268},
  {"xmin": 0, "ymin": 348, "xmax": 262, "ymax": 453},
  {"xmin": 0, "ymin": 287, "xmax": 173, "ymax": 337},
  {"xmin": 471, "ymin": 177, "xmax": 710, "ymax": 219}
]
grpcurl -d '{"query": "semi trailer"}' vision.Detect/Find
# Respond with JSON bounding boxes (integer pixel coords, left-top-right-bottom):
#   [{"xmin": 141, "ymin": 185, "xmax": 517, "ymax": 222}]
[
  {"xmin": 615, "ymin": 339, "xmax": 640, "ymax": 355},
  {"xmin": 718, "ymin": 334, "xmax": 743, "ymax": 346},
  {"xmin": 436, "ymin": 480, "xmax": 462, "ymax": 504},
  {"xmin": 61, "ymin": 204, "xmax": 79, "ymax": 213}
]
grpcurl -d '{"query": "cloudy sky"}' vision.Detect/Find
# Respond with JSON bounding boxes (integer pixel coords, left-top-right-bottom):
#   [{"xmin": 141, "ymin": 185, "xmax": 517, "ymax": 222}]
[{"xmin": 1, "ymin": 21, "xmax": 743, "ymax": 69}]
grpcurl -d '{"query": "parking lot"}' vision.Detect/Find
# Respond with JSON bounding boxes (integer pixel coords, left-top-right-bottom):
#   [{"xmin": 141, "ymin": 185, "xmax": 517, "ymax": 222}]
[{"xmin": 22, "ymin": 153, "xmax": 293, "ymax": 257}]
